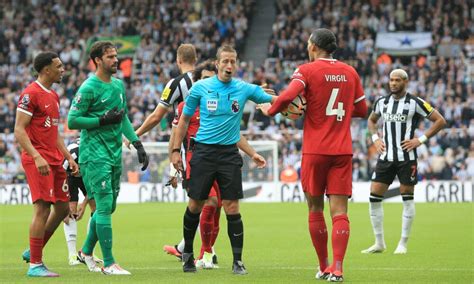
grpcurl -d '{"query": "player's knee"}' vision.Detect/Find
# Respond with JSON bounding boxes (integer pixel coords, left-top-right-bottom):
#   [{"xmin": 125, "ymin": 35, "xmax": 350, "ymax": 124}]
[
  {"xmin": 188, "ymin": 198, "xmax": 204, "ymax": 213},
  {"xmin": 96, "ymin": 201, "xmax": 113, "ymax": 216},
  {"xmin": 222, "ymin": 200, "xmax": 239, "ymax": 215},
  {"xmin": 205, "ymin": 197, "xmax": 219, "ymax": 207}
]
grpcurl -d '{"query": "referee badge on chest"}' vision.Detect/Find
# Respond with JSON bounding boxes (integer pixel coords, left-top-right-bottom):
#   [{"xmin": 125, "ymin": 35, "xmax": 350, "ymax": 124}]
[
  {"xmin": 231, "ymin": 100, "xmax": 240, "ymax": 113},
  {"xmin": 207, "ymin": 99, "xmax": 218, "ymax": 112}
]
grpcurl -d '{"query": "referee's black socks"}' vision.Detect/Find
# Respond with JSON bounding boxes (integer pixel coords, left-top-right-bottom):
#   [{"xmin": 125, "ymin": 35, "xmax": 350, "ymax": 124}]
[
  {"xmin": 183, "ymin": 207, "xmax": 200, "ymax": 253},
  {"xmin": 227, "ymin": 213, "xmax": 244, "ymax": 262}
]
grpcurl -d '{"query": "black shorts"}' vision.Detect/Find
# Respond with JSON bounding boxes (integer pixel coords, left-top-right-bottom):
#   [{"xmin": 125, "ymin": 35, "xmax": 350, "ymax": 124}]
[
  {"xmin": 188, "ymin": 143, "xmax": 243, "ymax": 201},
  {"xmin": 371, "ymin": 160, "xmax": 418, "ymax": 186},
  {"xmin": 67, "ymin": 175, "xmax": 87, "ymax": 202}
]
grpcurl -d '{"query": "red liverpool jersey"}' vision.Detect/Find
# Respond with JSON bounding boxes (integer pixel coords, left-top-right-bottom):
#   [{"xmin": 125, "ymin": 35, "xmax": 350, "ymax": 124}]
[
  {"xmin": 269, "ymin": 58, "xmax": 366, "ymax": 155},
  {"xmin": 17, "ymin": 81, "xmax": 64, "ymax": 165}
]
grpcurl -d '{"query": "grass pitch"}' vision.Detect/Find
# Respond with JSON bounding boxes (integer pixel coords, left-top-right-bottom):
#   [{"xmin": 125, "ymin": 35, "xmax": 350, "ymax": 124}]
[{"xmin": 0, "ymin": 202, "xmax": 472, "ymax": 283}]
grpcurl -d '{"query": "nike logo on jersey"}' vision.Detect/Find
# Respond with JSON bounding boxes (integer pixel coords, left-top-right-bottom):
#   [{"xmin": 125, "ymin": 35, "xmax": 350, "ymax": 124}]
[
  {"xmin": 45, "ymin": 104, "xmax": 51, "ymax": 108},
  {"xmin": 101, "ymin": 98, "xmax": 108, "ymax": 103},
  {"xmin": 207, "ymin": 90, "xmax": 214, "ymax": 93}
]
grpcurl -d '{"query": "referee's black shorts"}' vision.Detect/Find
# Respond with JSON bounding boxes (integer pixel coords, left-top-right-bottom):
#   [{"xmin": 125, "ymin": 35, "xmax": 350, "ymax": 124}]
[
  {"xmin": 67, "ymin": 175, "xmax": 88, "ymax": 202},
  {"xmin": 188, "ymin": 142, "xmax": 243, "ymax": 201},
  {"xmin": 371, "ymin": 159, "xmax": 418, "ymax": 186}
]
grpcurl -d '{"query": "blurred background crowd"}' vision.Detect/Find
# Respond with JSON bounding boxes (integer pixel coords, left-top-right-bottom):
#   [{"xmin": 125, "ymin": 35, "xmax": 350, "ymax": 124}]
[{"xmin": 1, "ymin": 0, "xmax": 473, "ymax": 184}]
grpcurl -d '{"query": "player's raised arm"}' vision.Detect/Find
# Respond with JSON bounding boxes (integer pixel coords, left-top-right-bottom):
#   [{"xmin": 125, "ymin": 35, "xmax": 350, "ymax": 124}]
[{"xmin": 259, "ymin": 77, "xmax": 305, "ymax": 116}]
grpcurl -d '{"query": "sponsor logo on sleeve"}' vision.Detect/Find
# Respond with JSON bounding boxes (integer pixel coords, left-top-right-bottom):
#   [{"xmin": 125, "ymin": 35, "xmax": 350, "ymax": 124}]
[
  {"xmin": 161, "ymin": 87, "xmax": 171, "ymax": 100},
  {"xmin": 21, "ymin": 94, "xmax": 30, "ymax": 106}
]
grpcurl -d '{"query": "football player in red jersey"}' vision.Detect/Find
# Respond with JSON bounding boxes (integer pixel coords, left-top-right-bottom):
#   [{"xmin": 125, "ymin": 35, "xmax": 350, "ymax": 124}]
[
  {"xmin": 15, "ymin": 52, "xmax": 79, "ymax": 277},
  {"xmin": 259, "ymin": 29, "xmax": 368, "ymax": 282}
]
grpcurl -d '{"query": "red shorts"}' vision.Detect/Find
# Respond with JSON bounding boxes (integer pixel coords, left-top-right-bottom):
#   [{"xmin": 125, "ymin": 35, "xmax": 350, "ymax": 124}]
[
  {"xmin": 301, "ymin": 154, "xmax": 352, "ymax": 197},
  {"xmin": 22, "ymin": 160, "xmax": 69, "ymax": 203}
]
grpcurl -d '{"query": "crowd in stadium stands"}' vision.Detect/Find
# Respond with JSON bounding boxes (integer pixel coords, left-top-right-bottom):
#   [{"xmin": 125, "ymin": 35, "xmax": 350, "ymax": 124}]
[{"xmin": 0, "ymin": 0, "xmax": 473, "ymax": 184}]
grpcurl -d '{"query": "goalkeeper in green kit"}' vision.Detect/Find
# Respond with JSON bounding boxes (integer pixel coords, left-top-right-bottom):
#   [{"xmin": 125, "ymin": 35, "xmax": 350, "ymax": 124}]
[{"xmin": 68, "ymin": 41, "xmax": 149, "ymax": 275}]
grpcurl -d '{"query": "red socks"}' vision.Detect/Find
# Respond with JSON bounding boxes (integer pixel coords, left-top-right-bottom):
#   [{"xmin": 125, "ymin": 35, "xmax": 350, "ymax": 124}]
[
  {"xmin": 308, "ymin": 211, "xmax": 328, "ymax": 271},
  {"xmin": 331, "ymin": 214, "xmax": 350, "ymax": 273},
  {"xmin": 199, "ymin": 205, "xmax": 216, "ymax": 258},
  {"xmin": 211, "ymin": 206, "xmax": 221, "ymax": 247},
  {"xmin": 29, "ymin": 237, "xmax": 43, "ymax": 264}
]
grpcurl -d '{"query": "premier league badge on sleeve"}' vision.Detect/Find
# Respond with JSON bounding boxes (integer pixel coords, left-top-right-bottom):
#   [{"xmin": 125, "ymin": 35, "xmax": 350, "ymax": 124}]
[
  {"xmin": 231, "ymin": 100, "xmax": 239, "ymax": 113},
  {"xmin": 207, "ymin": 99, "xmax": 218, "ymax": 113}
]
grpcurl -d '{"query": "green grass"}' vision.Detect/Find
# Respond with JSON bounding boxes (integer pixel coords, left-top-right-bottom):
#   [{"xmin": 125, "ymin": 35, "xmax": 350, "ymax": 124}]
[{"xmin": 0, "ymin": 203, "xmax": 472, "ymax": 283}]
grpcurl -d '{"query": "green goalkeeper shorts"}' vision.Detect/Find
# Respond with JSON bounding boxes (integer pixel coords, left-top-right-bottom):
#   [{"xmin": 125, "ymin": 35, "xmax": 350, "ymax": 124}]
[{"xmin": 80, "ymin": 162, "xmax": 122, "ymax": 198}]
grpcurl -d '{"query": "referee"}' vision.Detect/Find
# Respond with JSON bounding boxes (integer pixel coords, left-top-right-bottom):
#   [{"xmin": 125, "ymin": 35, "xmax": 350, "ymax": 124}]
[
  {"xmin": 171, "ymin": 45, "xmax": 275, "ymax": 274},
  {"xmin": 362, "ymin": 69, "xmax": 446, "ymax": 255}
]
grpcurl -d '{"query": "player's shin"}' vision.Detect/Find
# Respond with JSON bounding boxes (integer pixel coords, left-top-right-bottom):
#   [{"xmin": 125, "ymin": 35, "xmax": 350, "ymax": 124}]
[
  {"xmin": 331, "ymin": 214, "xmax": 350, "ymax": 274},
  {"xmin": 96, "ymin": 213, "xmax": 115, "ymax": 267},
  {"xmin": 226, "ymin": 213, "xmax": 244, "ymax": 262},
  {"xmin": 183, "ymin": 207, "xmax": 201, "ymax": 253},
  {"xmin": 199, "ymin": 205, "xmax": 216, "ymax": 258},
  {"xmin": 369, "ymin": 193, "xmax": 385, "ymax": 246},
  {"xmin": 400, "ymin": 193, "xmax": 415, "ymax": 248},
  {"xmin": 308, "ymin": 211, "xmax": 328, "ymax": 272},
  {"xmin": 64, "ymin": 218, "xmax": 78, "ymax": 256},
  {"xmin": 82, "ymin": 212, "xmax": 98, "ymax": 255}
]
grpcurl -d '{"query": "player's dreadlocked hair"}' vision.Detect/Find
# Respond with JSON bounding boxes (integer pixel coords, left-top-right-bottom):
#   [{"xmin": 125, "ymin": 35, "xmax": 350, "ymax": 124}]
[
  {"xmin": 192, "ymin": 59, "xmax": 217, "ymax": 82},
  {"xmin": 310, "ymin": 28, "xmax": 338, "ymax": 54},
  {"xmin": 89, "ymin": 41, "xmax": 117, "ymax": 67}
]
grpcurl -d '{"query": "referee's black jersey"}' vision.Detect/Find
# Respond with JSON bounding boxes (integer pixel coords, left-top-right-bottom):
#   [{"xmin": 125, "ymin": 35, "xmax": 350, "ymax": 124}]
[
  {"xmin": 159, "ymin": 71, "xmax": 193, "ymax": 114},
  {"xmin": 62, "ymin": 141, "xmax": 80, "ymax": 177},
  {"xmin": 373, "ymin": 93, "xmax": 434, "ymax": 162}
]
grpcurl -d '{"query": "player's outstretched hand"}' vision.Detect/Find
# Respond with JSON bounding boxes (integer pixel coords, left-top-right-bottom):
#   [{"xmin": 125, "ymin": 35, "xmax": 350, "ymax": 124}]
[
  {"xmin": 132, "ymin": 140, "xmax": 149, "ymax": 171},
  {"xmin": 261, "ymin": 83, "xmax": 276, "ymax": 96},
  {"xmin": 256, "ymin": 103, "xmax": 271, "ymax": 116},
  {"xmin": 252, "ymin": 153, "xmax": 267, "ymax": 168},
  {"xmin": 401, "ymin": 138, "xmax": 421, "ymax": 152},
  {"xmin": 99, "ymin": 106, "xmax": 124, "ymax": 126}
]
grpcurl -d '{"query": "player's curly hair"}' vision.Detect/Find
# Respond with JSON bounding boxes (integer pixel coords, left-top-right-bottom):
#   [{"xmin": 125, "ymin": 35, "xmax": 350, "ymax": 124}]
[
  {"xmin": 310, "ymin": 28, "xmax": 338, "ymax": 54},
  {"xmin": 192, "ymin": 59, "xmax": 217, "ymax": 82},
  {"xmin": 89, "ymin": 41, "xmax": 117, "ymax": 67},
  {"xmin": 33, "ymin": 52, "xmax": 59, "ymax": 73}
]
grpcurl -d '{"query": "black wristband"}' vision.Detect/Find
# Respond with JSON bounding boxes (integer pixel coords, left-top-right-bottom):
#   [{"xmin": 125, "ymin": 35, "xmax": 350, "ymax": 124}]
[{"xmin": 172, "ymin": 148, "xmax": 181, "ymax": 153}]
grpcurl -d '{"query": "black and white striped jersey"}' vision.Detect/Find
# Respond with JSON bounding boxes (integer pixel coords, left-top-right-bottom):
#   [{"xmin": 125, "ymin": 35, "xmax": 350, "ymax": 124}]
[
  {"xmin": 373, "ymin": 93, "xmax": 434, "ymax": 162},
  {"xmin": 62, "ymin": 141, "xmax": 80, "ymax": 177},
  {"xmin": 159, "ymin": 71, "xmax": 193, "ymax": 114}
]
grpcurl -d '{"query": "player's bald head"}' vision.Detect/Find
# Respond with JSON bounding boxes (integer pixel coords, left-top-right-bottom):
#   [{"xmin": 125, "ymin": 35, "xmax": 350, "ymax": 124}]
[{"xmin": 390, "ymin": 69, "xmax": 409, "ymax": 81}]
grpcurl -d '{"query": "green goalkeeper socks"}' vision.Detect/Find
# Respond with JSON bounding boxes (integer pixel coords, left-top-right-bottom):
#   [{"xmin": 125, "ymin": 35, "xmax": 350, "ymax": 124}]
[
  {"xmin": 96, "ymin": 214, "xmax": 115, "ymax": 267},
  {"xmin": 82, "ymin": 213, "xmax": 98, "ymax": 255}
]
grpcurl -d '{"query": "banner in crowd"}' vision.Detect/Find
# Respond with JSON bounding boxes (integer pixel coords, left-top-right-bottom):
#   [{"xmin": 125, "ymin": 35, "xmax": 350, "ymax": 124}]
[
  {"xmin": 86, "ymin": 35, "xmax": 141, "ymax": 56},
  {"xmin": 375, "ymin": 32, "xmax": 432, "ymax": 52},
  {"xmin": 1, "ymin": 181, "xmax": 472, "ymax": 205}
]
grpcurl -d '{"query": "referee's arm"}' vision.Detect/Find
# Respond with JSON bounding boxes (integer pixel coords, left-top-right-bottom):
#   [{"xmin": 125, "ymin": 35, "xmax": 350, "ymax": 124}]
[{"xmin": 171, "ymin": 114, "xmax": 192, "ymax": 172}]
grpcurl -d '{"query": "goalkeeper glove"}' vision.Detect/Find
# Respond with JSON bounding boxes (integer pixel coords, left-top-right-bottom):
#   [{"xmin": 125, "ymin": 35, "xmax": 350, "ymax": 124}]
[
  {"xmin": 99, "ymin": 106, "xmax": 124, "ymax": 126},
  {"xmin": 132, "ymin": 140, "xmax": 149, "ymax": 171}
]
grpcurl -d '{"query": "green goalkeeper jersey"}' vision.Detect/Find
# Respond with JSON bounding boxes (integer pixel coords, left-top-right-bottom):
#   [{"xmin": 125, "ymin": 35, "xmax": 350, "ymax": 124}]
[{"xmin": 68, "ymin": 75, "xmax": 138, "ymax": 165}]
